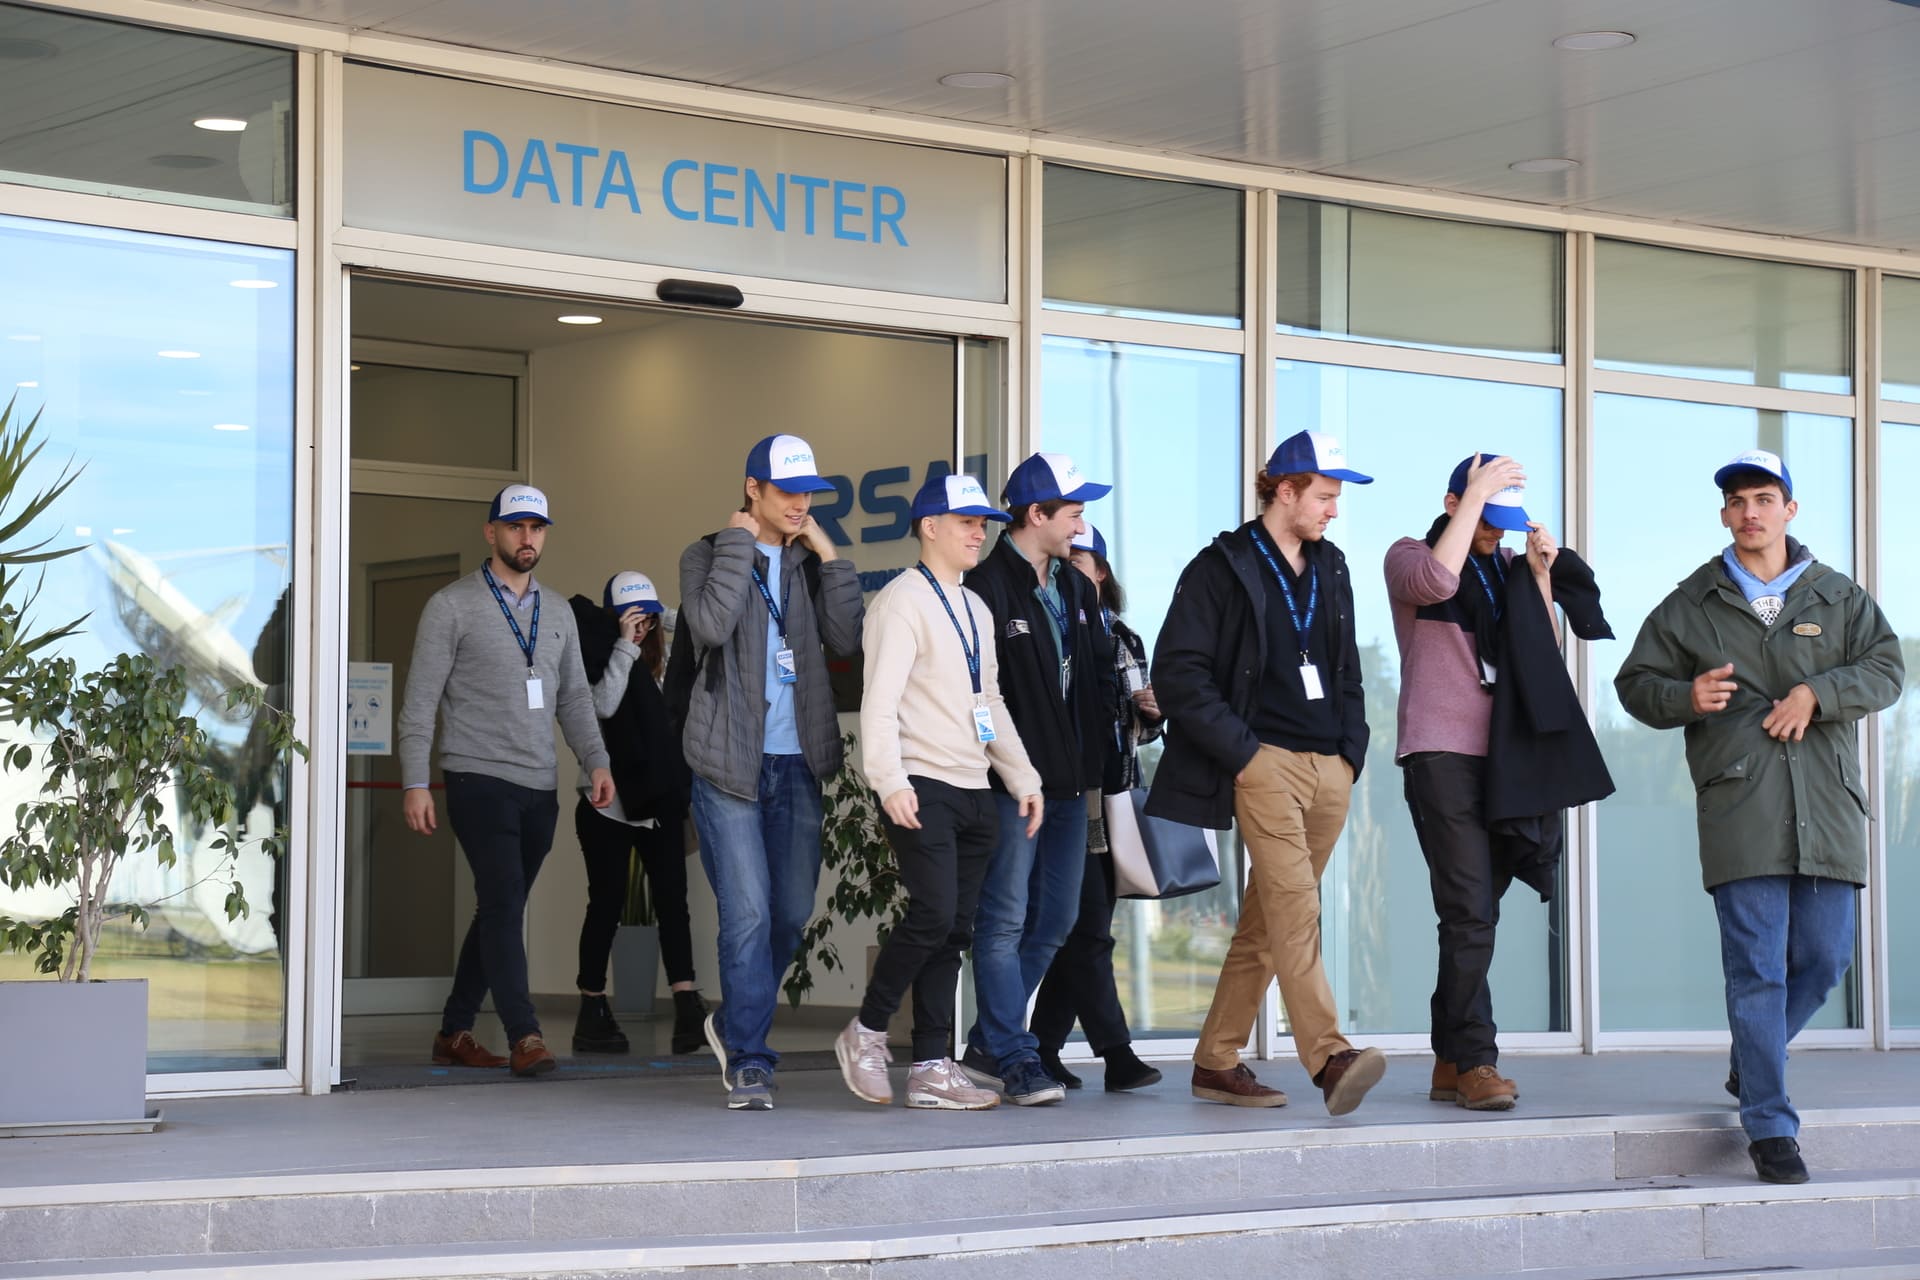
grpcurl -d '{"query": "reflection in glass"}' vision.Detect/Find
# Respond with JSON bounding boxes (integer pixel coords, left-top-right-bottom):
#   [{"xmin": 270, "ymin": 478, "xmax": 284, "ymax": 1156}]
[
  {"xmin": 0, "ymin": 213, "xmax": 294, "ymax": 1071},
  {"xmin": 1595, "ymin": 241, "xmax": 1850, "ymax": 393},
  {"xmin": 1885, "ymin": 276, "xmax": 1920, "ymax": 406},
  {"xmin": 1041, "ymin": 337, "xmax": 1242, "ymax": 1036},
  {"xmin": 1276, "ymin": 361, "xmax": 1566, "ymax": 1036},
  {"xmin": 1043, "ymin": 165, "xmax": 1242, "ymax": 329},
  {"xmin": 0, "ymin": 2, "xmax": 293, "ymax": 216},
  {"xmin": 1594, "ymin": 395, "xmax": 1855, "ymax": 1030},
  {"xmin": 1883, "ymin": 422, "xmax": 1920, "ymax": 1026},
  {"xmin": 1275, "ymin": 198, "xmax": 1562, "ymax": 363}
]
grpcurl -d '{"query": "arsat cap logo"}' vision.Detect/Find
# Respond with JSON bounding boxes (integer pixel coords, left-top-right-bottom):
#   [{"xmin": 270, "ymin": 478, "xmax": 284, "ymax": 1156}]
[{"xmin": 782, "ymin": 452, "xmax": 814, "ymax": 467}]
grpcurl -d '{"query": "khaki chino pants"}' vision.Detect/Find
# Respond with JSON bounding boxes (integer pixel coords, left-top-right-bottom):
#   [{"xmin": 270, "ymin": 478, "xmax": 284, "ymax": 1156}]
[{"xmin": 1195, "ymin": 745, "xmax": 1353, "ymax": 1080}]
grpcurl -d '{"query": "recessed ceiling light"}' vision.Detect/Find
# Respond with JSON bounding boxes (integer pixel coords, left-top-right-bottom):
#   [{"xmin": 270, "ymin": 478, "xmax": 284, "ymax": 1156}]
[
  {"xmin": 350, "ymin": 363, "xmax": 362, "ymax": 372},
  {"xmin": 157, "ymin": 349, "xmax": 201, "ymax": 359},
  {"xmin": 1553, "ymin": 31, "xmax": 1636, "ymax": 51},
  {"xmin": 112, "ymin": 528, "xmax": 134, "ymax": 536},
  {"xmin": 556, "ymin": 314, "xmax": 603, "ymax": 325},
  {"xmin": 149, "ymin": 154, "xmax": 220, "ymax": 170},
  {"xmin": 193, "ymin": 117, "xmax": 248, "ymax": 132},
  {"xmin": 212, "ymin": 422, "xmax": 250, "ymax": 432},
  {"xmin": 1510, "ymin": 157, "xmax": 1580, "ymax": 173},
  {"xmin": 15, "ymin": 380, "xmax": 38, "ymax": 388},
  {"xmin": 73, "ymin": 525, "xmax": 90, "ymax": 537},
  {"xmin": 0, "ymin": 38, "xmax": 58, "ymax": 60},
  {"xmin": 940, "ymin": 71, "xmax": 1015, "ymax": 89},
  {"xmin": 229, "ymin": 278, "xmax": 277, "ymax": 289}
]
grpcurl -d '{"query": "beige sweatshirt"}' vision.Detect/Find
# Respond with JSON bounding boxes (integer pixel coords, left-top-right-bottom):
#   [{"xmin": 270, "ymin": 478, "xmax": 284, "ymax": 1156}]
[{"xmin": 859, "ymin": 567, "xmax": 1041, "ymax": 803}]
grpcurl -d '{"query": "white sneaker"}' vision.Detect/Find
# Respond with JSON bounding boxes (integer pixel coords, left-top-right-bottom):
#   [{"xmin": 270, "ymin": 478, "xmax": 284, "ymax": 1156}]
[
  {"xmin": 834, "ymin": 1017, "xmax": 893, "ymax": 1104},
  {"xmin": 906, "ymin": 1058, "xmax": 1000, "ymax": 1111}
]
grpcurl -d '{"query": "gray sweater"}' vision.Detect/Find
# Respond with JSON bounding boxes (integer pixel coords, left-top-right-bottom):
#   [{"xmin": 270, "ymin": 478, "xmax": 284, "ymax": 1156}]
[{"xmin": 398, "ymin": 567, "xmax": 609, "ymax": 791}]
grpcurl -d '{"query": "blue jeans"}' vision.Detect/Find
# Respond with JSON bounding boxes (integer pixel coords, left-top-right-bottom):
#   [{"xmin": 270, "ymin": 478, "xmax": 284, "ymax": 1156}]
[
  {"xmin": 691, "ymin": 755, "xmax": 824, "ymax": 1075},
  {"xmin": 1711, "ymin": 874, "xmax": 1857, "ymax": 1142},
  {"xmin": 965, "ymin": 790, "xmax": 1088, "ymax": 1068}
]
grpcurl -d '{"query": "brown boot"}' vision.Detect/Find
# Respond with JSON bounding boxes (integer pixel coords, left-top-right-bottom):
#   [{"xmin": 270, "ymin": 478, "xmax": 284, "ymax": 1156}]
[
  {"xmin": 511, "ymin": 1033, "xmax": 558, "ymax": 1078},
  {"xmin": 432, "ymin": 1030, "xmax": 507, "ymax": 1068},
  {"xmin": 1433, "ymin": 1059, "xmax": 1518, "ymax": 1101},
  {"xmin": 1455, "ymin": 1063, "xmax": 1517, "ymax": 1111},
  {"xmin": 1315, "ymin": 1047, "xmax": 1386, "ymax": 1116},
  {"xmin": 1191, "ymin": 1063, "xmax": 1288, "ymax": 1107}
]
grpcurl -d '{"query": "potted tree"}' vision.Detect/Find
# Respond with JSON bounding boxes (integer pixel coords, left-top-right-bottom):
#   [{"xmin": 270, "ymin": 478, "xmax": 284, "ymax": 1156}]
[{"xmin": 608, "ymin": 849, "xmax": 660, "ymax": 1017}]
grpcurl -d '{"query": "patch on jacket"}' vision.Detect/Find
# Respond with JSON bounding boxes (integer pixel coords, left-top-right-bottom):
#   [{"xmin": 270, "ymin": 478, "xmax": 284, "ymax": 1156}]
[
  {"xmin": 1006, "ymin": 619, "xmax": 1030, "ymax": 637},
  {"xmin": 1793, "ymin": 622, "xmax": 1822, "ymax": 637}
]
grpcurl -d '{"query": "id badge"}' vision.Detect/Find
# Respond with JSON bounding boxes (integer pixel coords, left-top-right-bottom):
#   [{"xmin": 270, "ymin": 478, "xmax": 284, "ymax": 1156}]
[
  {"xmin": 973, "ymin": 704, "xmax": 997, "ymax": 743},
  {"xmin": 1298, "ymin": 661, "xmax": 1325, "ymax": 702},
  {"xmin": 775, "ymin": 647, "xmax": 798, "ymax": 685},
  {"xmin": 1480, "ymin": 659, "xmax": 1498, "ymax": 687},
  {"xmin": 525, "ymin": 676, "xmax": 545, "ymax": 709}
]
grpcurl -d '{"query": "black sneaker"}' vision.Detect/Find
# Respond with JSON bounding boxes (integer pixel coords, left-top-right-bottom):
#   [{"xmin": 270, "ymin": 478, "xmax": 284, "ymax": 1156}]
[
  {"xmin": 671, "ymin": 989, "xmax": 710, "ymax": 1055},
  {"xmin": 1749, "ymin": 1136, "xmax": 1810, "ymax": 1184},
  {"xmin": 572, "ymin": 993, "xmax": 629, "ymax": 1054},
  {"xmin": 1102, "ymin": 1044, "xmax": 1163, "ymax": 1092},
  {"xmin": 1039, "ymin": 1049, "xmax": 1083, "ymax": 1090},
  {"xmin": 958, "ymin": 1044, "xmax": 1002, "ymax": 1088}
]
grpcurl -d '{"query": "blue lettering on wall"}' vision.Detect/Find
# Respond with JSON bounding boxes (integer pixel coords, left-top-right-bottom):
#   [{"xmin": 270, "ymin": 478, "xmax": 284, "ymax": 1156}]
[
  {"xmin": 858, "ymin": 465, "xmax": 912, "ymax": 543},
  {"xmin": 744, "ymin": 169, "xmax": 784, "ymax": 230},
  {"xmin": 832, "ymin": 180, "xmax": 867, "ymax": 242},
  {"xmin": 703, "ymin": 163, "xmax": 740, "ymax": 226},
  {"xmin": 554, "ymin": 142, "xmax": 600, "ymax": 206},
  {"xmin": 512, "ymin": 139, "xmax": 560, "ymax": 202},
  {"xmin": 662, "ymin": 159, "xmax": 700, "ymax": 221},
  {"xmin": 595, "ymin": 151, "xmax": 640, "ymax": 212},
  {"xmin": 789, "ymin": 175, "xmax": 828, "ymax": 236},
  {"xmin": 811, "ymin": 475, "xmax": 855, "ymax": 546},
  {"xmin": 463, "ymin": 130, "xmax": 508, "ymax": 194},
  {"xmin": 872, "ymin": 186, "xmax": 908, "ymax": 246}
]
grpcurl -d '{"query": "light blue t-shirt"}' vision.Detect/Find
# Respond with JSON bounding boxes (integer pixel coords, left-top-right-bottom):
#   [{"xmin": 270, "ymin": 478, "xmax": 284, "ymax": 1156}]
[
  {"xmin": 758, "ymin": 541, "xmax": 802, "ymax": 755},
  {"xmin": 1721, "ymin": 543, "xmax": 1814, "ymax": 627}
]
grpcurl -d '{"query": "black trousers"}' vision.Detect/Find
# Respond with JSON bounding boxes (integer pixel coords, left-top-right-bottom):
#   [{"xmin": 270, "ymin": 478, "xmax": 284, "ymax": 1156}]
[
  {"xmin": 1030, "ymin": 845, "xmax": 1134, "ymax": 1057},
  {"xmin": 441, "ymin": 770, "xmax": 559, "ymax": 1044},
  {"xmin": 860, "ymin": 777, "xmax": 998, "ymax": 1063},
  {"xmin": 574, "ymin": 797, "xmax": 696, "ymax": 992},
  {"xmin": 1402, "ymin": 751, "xmax": 1517, "ymax": 1070}
]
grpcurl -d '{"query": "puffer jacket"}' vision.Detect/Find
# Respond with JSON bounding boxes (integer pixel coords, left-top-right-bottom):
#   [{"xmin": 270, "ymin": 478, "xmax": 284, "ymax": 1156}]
[
  {"xmin": 1614, "ymin": 549, "xmax": 1903, "ymax": 890},
  {"xmin": 677, "ymin": 527, "xmax": 864, "ymax": 799}
]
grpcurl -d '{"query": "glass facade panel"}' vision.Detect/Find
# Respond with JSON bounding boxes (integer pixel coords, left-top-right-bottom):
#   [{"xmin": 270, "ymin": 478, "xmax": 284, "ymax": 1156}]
[
  {"xmin": 350, "ymin": 364, "xmax": 517, "ymax": 469},
  {"xmin": 1884, "ymin": 420, "xmax": 1920, "ymax": 1027},
  {"xmin": 1275, "ymin": 360, "xmax": 1566, "ymax": 1035},
  {"xmin": 1595, "ymin": 242, "xmax": 1850, "ymax": 393},
  {"xmin": 1039, "ymin": 336, "xmax": 1242, "ymax": 1036},
  {"xmin": 1275, "ymin": 198, "xmax": 1562, "ymax": 362},
  {"xmin": 1885, "ymin": 276, "xmax": 1920, "ymax": 406},
  {"xmin": 0, "ymin": 3, "xmax": 293, "ymax": 217},
  {"xmin": 1593, "ymin": 395, "xmax": 1855, "ymax": 1030},
  {"xmin": 1043, "ymin": 165, "xmax": 1242, "ymax": 328},
  {"xmin": 0, "ymin": 212, "xmax": 296, "ymax": 1070}
]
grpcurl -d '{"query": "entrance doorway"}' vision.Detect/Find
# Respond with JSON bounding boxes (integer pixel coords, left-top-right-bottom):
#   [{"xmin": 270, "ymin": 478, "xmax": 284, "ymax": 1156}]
[{"xmin": 340, "ymin": 275, "xmax": 1000, "ymax": 1065}]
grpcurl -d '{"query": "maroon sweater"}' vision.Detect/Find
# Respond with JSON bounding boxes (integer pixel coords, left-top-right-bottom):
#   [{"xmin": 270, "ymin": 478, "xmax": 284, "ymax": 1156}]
[{"xmin": 1383, "ymin": 537, "xmax": 1517, "ymax": 760}]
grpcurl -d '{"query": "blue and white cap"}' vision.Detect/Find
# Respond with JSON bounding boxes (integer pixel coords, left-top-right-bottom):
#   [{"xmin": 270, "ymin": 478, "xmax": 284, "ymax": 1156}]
[
  {"xmin": 489, "ymin": 484, "xmax": 553, "ymax": 524},
  {"xmin": 744, "ymin": 433, "xmax": 836, "ymax": 494},
  {"xmin": 1071, "ymin": 523, "xmax": 1108, "ymax": 559},
  {"xmin": 603, "ymin": 571, "xmax": 664, "ymax": 614},
  {"xmin": 1446, "ymin": 454, "xmax": 1531, "ymax": 532},
  {"xmin": 1004, "ymin": 451, "xmax": 1112, "ymax": 506},
  {"xmin": 1714, "ymin": 448, "xmax": 1793, "ymax": 498},
  {"xmin": 1266, "ymin": 430, "xmax": 1373, "ymax": 484},
  {"xmin": 911, "ymin": 473, "xmax": 1011, "ymax": 522}
]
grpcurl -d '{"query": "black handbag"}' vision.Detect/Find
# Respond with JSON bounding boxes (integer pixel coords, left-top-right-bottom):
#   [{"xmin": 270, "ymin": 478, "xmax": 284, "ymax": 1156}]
[{"xmin": 1104, "ymin": 787, "xmax": 1221, "ymax": 900}]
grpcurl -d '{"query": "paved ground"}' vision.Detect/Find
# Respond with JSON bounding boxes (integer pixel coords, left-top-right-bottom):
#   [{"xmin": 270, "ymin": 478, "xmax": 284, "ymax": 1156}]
[{"xmin": 6, "ymin": 1049, "xmax": 1917, "ymax": 1193}]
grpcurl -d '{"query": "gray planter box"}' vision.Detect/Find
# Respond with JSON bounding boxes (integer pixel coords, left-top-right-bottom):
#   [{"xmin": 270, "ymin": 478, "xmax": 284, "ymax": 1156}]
[
  {"xmin": 609, "ymin": 924, "xmax": 659, "ymax": 1016},
  {"xmin": 0, "ymin": 978, "xmax": 148, "ymax": 1126}
]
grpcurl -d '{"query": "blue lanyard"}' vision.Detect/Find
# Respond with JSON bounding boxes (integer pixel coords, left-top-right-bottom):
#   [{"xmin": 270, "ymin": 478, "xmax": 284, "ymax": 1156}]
[
  {"xmin": 916, "ymin": 564, "xmax": 981, "ymax": 695},
  {"xmin": 1468, "ymin": 552, "xmax": 1507, "ymax": 619},
  {"xmin": 749, "ymin": 562, "xmax": 791, "ymax": 647},
  {"xmin": 481, "ymin": 561, "xmax": 539, "ymax": 673},
  {"xmin": 1248, "ymin": 528, "xmax": 1317, "ymax": 656},
  {"xmin": 1036, "ymin": 581, "xmax": 1071, "ymax": 643}
]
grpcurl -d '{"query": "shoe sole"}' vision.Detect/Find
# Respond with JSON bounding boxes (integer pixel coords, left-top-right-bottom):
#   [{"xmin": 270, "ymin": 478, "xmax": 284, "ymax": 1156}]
[
  {"xmin": 834, "ymin": 1037, "xmax": 893, "ymax": 1106},
  {"xmin": 907, "ymin": 1091, "xmax": 1000, "ymax": 1110},
  {"xmin": 511, "ymin": 1058, "xmax": 557, "ymax": 1078},
  {"xmin": 1429, "ymin": 1087, "xmax": 1458, "ymax": 1102},
  {"xmin": 1007, "ymin": 1086, "xmax": 1065, "ymax": 1106},
  {"xmin": 726, "ymin": 1094, "xmax": 773, "ymax": 1111},
  {"xmin": 1457, "ymin": 1092, "xmax": 1517, "ymax": 1111},
  {"xmin": 1324, "ymin": 1047, "xmax": 1387, "ymax": 1117},
  {"xmin": 1192, "ymin": 1086, "xmax": 1288, "ymax": 1107},
  {"xmin": 703, "ymin": 1012, "xmax": 730, "ymax": 1090}
]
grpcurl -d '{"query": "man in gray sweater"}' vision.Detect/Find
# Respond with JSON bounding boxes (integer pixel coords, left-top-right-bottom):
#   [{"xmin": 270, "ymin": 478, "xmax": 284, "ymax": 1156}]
[{"xmin": 399, "ymin": 484, "xmax": 613, "ymax": 1078}]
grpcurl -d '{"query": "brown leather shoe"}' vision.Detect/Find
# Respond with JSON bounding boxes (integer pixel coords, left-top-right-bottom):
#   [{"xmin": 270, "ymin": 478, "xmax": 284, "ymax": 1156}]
[
  {"xmin": 1315, "ymin": 1046, "xmax": 1386, "ymax": 1116},
  {"xmin": 1432, "ymin": 1059, "xmax": 1518, "ymax": 1101},
  {"xmin": 511, "ymin": 1033, "xmax": 558, "ymax": 1078},
  {"xmin": 1191, "ymin": 1063, "xmax": 1288, "ymax": 1107},
  {"xmin": 1455, "ymin": 1063, "xmax": 1516, "ymax": 1111},
  {"xmin": 432, "ymin": 1030, "xmax": 507, "ymax": 1069}
]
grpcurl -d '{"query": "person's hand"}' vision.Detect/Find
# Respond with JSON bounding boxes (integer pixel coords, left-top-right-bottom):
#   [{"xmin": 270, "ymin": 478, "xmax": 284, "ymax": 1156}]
[
  {"xmin": 1763, "ymin": 683, "xmax": 1819, "ymax": 741},
  {"xmin": 1524, "ymin": 521, "xmax": 1559, "ymax": 577},
  {"xmin": 882, "ymin": 787, "xmax": 921, "ymax": 829},
  {"xmin": 403, "ymin": 787, "xmax": 436, "ymax": 835},
  {"xmin": 588, "ymin": 768, "xmax": 616, "ymax": 808},
  {"xmin": 618, "ymin": 609, "xmax": 646, "ymax": 645},
  {"xmin": 1463, "ymin": 453, "xmax": 1527, "ymax": 504},
  {"xmin": 727, "ymin": 510, "xmax": 759, "ymax": 535},
  {"xmin": 796, "ymin": 515, "xmax": 837, "ymax": 560},
  {"xmin": 1131, "ymin": 685, "xmax": 1160, "ymax": 719},
  {"xmin": 1019, "ymin": 793, "xmax": 1044, "ymax": 838},
  {"xmin": 1691, "ymin": 662, "xmax": 1738, "ymax": 715}
]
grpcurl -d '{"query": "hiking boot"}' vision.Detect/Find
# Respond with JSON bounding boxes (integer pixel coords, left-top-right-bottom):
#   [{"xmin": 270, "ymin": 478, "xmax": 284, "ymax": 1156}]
[
  {"xmin": 906, "ymin": 1059, "xmax": 1000, "ymax": 1111},
  {"xmin": 1191, "ymin": 1063, "xmax": 1287, "ymax": 1108},
  {"xmin": 1315, "ymin": 1047, "xmax": 1386, "ymax": 1116},
  {"xmin": 431, "ymin": 1030, "xmax": 507, "ymax": 1069},
  {"xmin": 1103, "ymin": 1044, "xmax": 1163, "ymax": 1092},
  {"xmin": 1002, "ymin": 1055, "xmax": 1066, "ymax": 1106},
  {"xmin": 510, "ymin": 1033, "xmax": 557, "ymax": 1078},
  {"xmin": 957, "ymin": 1044, "xmax": 1002, "ymax": 1088},
  {"xmin": 834, "ymin": 1017, "xmax": 893, "ymax": 1105},
  {"xmin": 703, "ymin": 1011, "xmax": 731, "ymax": 1089},
  {"xmin": 1749, "ymin": 1136, "xmax": 1810, "ymax": 1184},
  {"xmin": 728, "ymin": 1065, "xmax": 775, "ymax": 1111},
  {"xmin": 1039, "ymin": 1049, "xmax": 1083, "ymax": 1090},
  {"xmin": 671, "ymin": 989, "xmax": 710, "ymax": 1056},
  {"xmin": 1432, "ymin": 1059, "xmax": 1518, "ymax": 1102},
  {"xmin": 572, "ymin": 993, "xmax": 629, "ymax": 1055},
  {"xmin": 1454, "ymin": 1063, "xmax": 1517, "ymax": 1111}
]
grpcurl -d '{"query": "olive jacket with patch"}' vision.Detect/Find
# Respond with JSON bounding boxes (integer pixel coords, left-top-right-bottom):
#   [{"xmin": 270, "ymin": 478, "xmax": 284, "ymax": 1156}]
[{"xmin": 1614, "ymin": 548, "xmax": 1903, "ymax": 891}]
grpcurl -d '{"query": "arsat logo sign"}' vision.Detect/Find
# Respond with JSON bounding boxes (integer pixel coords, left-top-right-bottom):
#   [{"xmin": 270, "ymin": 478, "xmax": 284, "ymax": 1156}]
[{"xmin": 813, "ymin": 455, "xmax": 991, "ymax": 549}]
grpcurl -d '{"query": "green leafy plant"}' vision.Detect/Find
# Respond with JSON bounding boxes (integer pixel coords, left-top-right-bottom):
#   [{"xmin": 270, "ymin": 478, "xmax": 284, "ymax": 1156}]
[
  {"xmin": 0, "ymin": 653, "xmax": 306, "ymax": 982},
  {"xmin": 0, "ymin": 395, "xmax": 85, "ymax": 690},
  {"xmin": 784, "ymin": 731, "xmax": 906, "ymax": 1008},
  {"xmin": 621, "ymin": 847, "xmax": 655, "ymax": 928}
]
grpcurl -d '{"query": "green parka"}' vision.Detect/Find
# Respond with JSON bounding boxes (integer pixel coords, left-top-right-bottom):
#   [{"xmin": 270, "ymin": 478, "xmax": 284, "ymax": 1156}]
[{"xmin": 1615, "ymin": 550, "xmax": 1903, "ymax": 891}]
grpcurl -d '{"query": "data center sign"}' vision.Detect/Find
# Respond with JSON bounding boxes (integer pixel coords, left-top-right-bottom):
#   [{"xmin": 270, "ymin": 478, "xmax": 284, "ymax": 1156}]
[{"xmin": 343, "ymin": 65, "xmax": 1008, "ymax": 302}]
